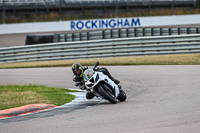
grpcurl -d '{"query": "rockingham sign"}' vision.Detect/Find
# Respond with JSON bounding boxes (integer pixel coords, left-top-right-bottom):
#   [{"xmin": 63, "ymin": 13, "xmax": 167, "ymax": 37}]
[
  {"xmin": 70, "ymin": 18, "xmax": 141, "ymax": 30},
  {"xmin": 0, "ymin": 14, "xmax": 200, "ymax": 34}
]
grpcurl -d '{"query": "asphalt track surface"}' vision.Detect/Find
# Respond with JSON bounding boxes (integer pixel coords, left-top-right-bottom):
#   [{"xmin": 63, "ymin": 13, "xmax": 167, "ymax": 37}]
[{"xmin": 0, "ymin": 66, "xmax": 200, "ymax": 133}]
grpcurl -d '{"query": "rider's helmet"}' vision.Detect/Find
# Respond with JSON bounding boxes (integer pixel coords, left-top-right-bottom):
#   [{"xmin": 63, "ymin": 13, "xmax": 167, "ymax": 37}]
[{"xmin": 72, "ymin": 63, "xmax": 83, "ymax": 78}]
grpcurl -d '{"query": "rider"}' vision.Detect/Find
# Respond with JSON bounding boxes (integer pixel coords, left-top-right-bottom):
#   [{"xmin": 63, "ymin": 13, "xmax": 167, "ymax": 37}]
[{"xmin": 72, "ymin": 63, "xmax": 120, "ymax": 99}]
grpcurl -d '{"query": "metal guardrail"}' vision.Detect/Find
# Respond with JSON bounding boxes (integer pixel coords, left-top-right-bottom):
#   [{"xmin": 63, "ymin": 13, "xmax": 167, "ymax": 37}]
[
  {"xmin": 1, "ymin": 34, "xmax": 200, "ymax": 63},
  {"xmin": 54, "ymin": 27, "xmax": 200, "ymax": 43}
]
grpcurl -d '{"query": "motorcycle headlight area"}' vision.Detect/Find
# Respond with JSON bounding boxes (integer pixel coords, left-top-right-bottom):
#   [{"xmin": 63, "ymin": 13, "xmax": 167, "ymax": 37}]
[
  {"xmin": 86, "ymin": 77, "xmax": 95, "ymax": 87},
  {"xmin": 86, "ymin": 73, "xmax": 99, "ymax": 87},
  {"xmin": 86, "ymin": 83, "xmax": 94, "ymax": 87}
]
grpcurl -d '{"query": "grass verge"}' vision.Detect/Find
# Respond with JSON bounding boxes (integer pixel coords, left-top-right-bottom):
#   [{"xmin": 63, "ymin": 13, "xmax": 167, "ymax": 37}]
[
  {"xmin": 2, "ymin": 8, "xmax": 200, "ymax": 24},
  {"xmin": 0, "ymin": 54, "xmax": 200, "ymax": 69},
  {"xmin": 0, "ymin": 84, "xmax": 78, "ymax": 110}
]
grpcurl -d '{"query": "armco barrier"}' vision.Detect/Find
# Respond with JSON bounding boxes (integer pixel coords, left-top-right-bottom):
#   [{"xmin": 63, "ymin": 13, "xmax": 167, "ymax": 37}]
[
  {"xmin": 1, "ymin": 34, "xmax": 200, "ymax": 63},
  {"xmin": 25, "ymin": 27, "xmax": 200, "ymax": 45},
  {"xmin": 55, "ymin": 27, "xmax": 200, "ymax": 42}
]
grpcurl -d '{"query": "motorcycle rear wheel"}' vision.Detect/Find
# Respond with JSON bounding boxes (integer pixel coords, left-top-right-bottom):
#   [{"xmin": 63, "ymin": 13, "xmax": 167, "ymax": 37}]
[{"xmin": 98, "ymin": 85, "xmax": 117, "ymax": 104}]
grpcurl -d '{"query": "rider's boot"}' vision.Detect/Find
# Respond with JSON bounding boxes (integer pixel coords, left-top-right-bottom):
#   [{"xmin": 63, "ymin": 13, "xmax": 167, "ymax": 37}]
[
  {"xmin": 118, "ymin": 84, "xmax": 122, "ymax": 90},
  {"xmin": 111, "ymin": 77, "xmax": 120, "ymax": 85},
  {"xmin": 100, "ymin": 68, "xmax": 120, "ymax": 85},
  {"xmin": 86, "ymin": 89, "xmax": 95, "ymax": 99}
]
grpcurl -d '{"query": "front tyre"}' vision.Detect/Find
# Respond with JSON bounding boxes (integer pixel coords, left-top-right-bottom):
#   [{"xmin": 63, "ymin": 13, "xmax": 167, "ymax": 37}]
[
  {"xmin": 117, "ymin": 89, "xmax": 127, "ymax": 101},
  {"xmin": 98, "ymin": 85, "xmax": 117, "ymax": 104}
]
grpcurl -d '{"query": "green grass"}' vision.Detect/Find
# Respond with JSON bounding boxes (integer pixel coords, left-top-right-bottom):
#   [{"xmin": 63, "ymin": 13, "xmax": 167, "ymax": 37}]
[
  {"xmin": 2, "ymin": 8, "xmax": 200, "ymax": 24},
  {"xmin": 0, "ymin": 54, "xmax": 200, "ymax": 69},
  {"xmin": 0, "ymin": 84, "xmax": 78, "ymax": 110}
]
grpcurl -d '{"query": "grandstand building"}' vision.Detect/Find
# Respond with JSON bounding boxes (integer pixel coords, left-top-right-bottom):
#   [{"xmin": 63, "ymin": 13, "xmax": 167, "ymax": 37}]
[{"xmin": 0, "ymin": 0, "xmax": 196, "ymax": 14}]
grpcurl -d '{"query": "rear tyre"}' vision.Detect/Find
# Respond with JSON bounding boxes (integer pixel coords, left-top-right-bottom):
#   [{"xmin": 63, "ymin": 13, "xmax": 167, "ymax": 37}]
[
  {"xmin": 98, "ymin": 85, "xmax": 117, "ymax": 104},
  {"xmin": 117, "ymin": 89, "xmax": 127, "ymax": 101}
]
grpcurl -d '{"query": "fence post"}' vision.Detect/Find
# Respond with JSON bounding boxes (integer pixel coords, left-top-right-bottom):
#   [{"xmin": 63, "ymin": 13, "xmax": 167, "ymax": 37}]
[
  {"xmin": 118, "ymin": 29, "xmax": 121, "ymax": 38},
  {"xmin": 178, "ymin": 28, "xmax": 180, "ymax": 35},
  {"xmin": 169, "ymin": 28, "xmax": 171, "ymax": 35},
  {"xmin": 72, "ymin": 33, "xmax": 75, "ymax": 41},
  {"xmin": 102, "ymin": 30, "xmax": 105, "ymax": 39},
  {"xmin": 134, "ymin": 28, "xmax": 136, "ymax": 37},
  {"xmin": 87, "ymin": 32, "xmax": 89, "ymax": 40},
  {"xmin": 79, "ymin": 33, "xmax": 81, "ymax": 41},
  {"xmin": 111, "ymin": 30, "xmax": 113, "ymax": 38},
  {"xmin": 160, "ymin": 28, "xmax": 162, "ymax": 36},
  {"xmin": 65, "ymin": 34, "xmax": 67, "ymax": 42},
  {"xmin": 58, "ymin": 34, "xmax": 60, "ymax": 42},
  {"xmin": 187, "ymin": 28, "xmax": 189, "ymax": 34},
  {"xmin": 143, "ymin": 28, "xmax": 145, "ymax": 36},
  {"xmin": 126, "ymin": 28, "xmax": 129, "ymax": 37}
]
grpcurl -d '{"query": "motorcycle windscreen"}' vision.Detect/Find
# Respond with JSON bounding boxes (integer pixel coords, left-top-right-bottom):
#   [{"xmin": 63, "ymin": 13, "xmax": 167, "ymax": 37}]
[{"xmin": 83, "ymin": 69, "xmax": 94, "ymax": 81}]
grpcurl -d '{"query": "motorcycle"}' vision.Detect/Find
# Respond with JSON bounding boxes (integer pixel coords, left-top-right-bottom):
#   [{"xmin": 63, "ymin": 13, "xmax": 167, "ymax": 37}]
[{"xmin": 82, "ymin": 61, "xmax": 127, "ymax": 104}]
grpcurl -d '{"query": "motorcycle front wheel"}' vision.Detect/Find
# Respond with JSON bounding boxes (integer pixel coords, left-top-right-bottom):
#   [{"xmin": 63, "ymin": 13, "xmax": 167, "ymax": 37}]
[{"xmin": 98, "ymin": 85, "xmax": 117, "ymax": 104}]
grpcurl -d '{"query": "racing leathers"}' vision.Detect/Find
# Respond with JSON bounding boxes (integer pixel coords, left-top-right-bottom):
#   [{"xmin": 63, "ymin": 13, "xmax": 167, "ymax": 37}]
[{"xmin": 73, "ymin": 67, "xmax": 120, "ymax": 99}]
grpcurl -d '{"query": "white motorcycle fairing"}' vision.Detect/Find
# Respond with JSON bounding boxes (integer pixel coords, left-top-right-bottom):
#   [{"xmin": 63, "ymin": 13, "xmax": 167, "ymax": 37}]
[{"xmin": 84, "ymin": 69, "xmax": 120, "ymax": 100}]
